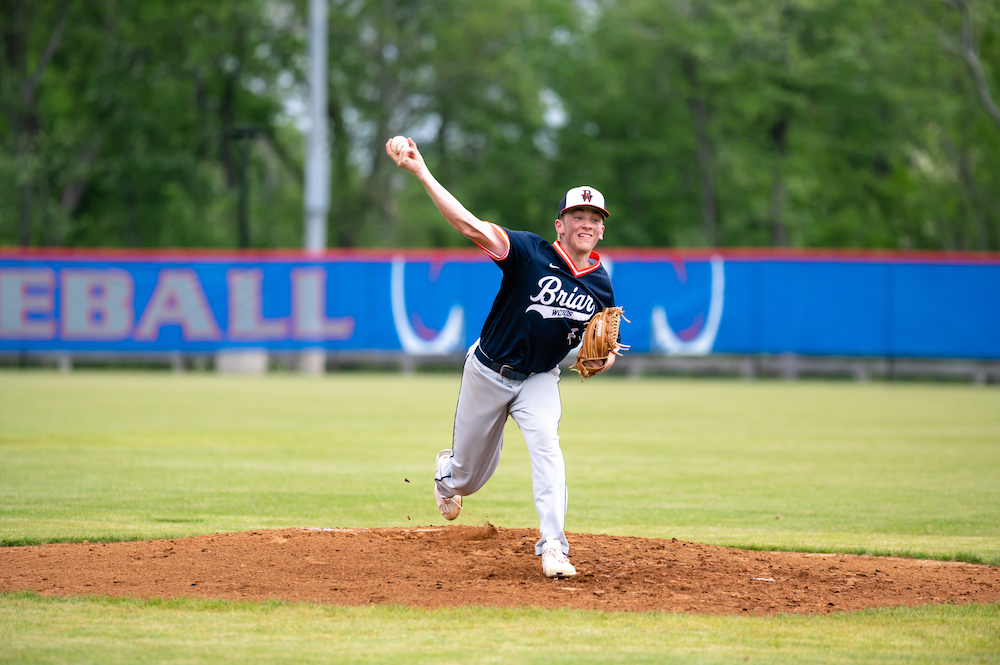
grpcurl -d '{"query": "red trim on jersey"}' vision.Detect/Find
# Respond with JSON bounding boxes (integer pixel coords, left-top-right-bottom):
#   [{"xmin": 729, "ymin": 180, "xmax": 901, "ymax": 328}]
[
  {"xmin": 474, "ymin": 223, "xmax": 510, "ymax": 261},
  {"xmin": 554, "ymin": 241, "xmax": 602, "ymax": 277}
]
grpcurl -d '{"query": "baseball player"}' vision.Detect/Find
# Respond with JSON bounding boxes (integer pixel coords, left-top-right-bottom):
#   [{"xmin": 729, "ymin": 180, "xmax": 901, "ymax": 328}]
[{"xmin": 387, "ymin": 137, "xmax": 618, "ymax": 578}]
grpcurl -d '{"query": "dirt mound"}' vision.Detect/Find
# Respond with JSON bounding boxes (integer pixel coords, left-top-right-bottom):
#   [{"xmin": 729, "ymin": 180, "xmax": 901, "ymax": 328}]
[{"xmin": 2, "ymin": 526, "xmax": 997, "ymax": 614}]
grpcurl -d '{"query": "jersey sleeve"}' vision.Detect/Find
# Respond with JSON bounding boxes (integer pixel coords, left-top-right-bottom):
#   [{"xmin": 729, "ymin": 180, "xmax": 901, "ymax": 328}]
[
  {"xmin": 491, "ymin": 229, "xmax": 540, "ymax": 271},
  {"xmin": 473, "ymin": 223, "xmax": 511, "ymax": 262}
]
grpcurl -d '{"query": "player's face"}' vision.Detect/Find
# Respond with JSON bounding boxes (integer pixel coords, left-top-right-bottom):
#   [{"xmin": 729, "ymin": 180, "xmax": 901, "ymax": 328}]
[{"xmin": 556, "ymin": 207, "xmax": 606, "ymax": 254}]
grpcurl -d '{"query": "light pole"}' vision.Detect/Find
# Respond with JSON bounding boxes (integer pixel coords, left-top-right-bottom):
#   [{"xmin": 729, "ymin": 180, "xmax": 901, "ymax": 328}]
[
  {"xmin": 301, "ymin": 0, "xmax": 329, "ymax": 375},
  {"xmin": 304, "ymin": 0, "xmax": 329, "ymax": 254}
]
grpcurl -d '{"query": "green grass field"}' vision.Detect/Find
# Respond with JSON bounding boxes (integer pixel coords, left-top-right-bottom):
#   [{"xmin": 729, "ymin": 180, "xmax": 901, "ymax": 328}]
[{"xmin": 2, "ymin": 370, "xmax": 999, "ymax": 663}]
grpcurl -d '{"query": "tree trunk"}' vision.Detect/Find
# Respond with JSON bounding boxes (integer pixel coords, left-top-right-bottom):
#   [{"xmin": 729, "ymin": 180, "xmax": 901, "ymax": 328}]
[
  {"xmin": 59, "ymin": 138, "xmax": 103, "ymax": 218},
  {"xmin": 950, "ymin": 0, "xmax": 1000, "ymax": 131},
  {"xmin": 4, "ymin": 0, "xmax": 71, "ymax": 247},
  {"xmin": 770, "ymin": 118, "xmax": 789, "ymax": 246},
  {"xmin": 954, "ymin": 141, "xmax": 988, "ymax": 250},
  {"xmin": 126, "ymin": 178, "xmax": 140, "ymax": 247},
  {"xmin": 328, "ymin": 95, "xmax": 355, "ymax": 247},
  {"xmin": 220, "ymin": 78, "xmax": 237, "ymax": 189},
  {"xmin": 681, "ymin": 55, "xmax": 718, "ymax": 246},
  {"xmin": 17, "ymin": 183, "xmax": 32, "ymax": 246}
]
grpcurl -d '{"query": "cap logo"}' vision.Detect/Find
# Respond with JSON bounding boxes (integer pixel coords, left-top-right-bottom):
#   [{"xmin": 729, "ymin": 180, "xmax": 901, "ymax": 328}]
[{"xmin": 559, "ymin": 185, "xmax": 608, "ymax": 219}]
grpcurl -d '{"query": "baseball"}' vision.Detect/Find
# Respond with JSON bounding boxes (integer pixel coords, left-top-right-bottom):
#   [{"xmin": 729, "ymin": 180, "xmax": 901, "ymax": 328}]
[{"xmin": 390, "ymin": 135, "xmax": 409, "ymax": 157}]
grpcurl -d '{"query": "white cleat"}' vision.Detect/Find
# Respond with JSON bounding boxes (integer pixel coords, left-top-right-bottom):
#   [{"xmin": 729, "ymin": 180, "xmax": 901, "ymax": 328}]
[
  {"xmin": 434, "ymin": 449, "xmax": 462, "ymax": 520},
  {"xmin": 434, "ymin": 486, "xmax": 462, "ymax": 520},
  {"xmin": 541, "ymin": 537, "xmax": 576, "ymax": 578}
]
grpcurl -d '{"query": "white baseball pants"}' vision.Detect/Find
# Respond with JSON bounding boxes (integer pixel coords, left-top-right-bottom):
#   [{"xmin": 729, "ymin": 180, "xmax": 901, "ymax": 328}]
[{"xmin": 435, "ymin": 342, "xmax": 569, "ymax": 556}]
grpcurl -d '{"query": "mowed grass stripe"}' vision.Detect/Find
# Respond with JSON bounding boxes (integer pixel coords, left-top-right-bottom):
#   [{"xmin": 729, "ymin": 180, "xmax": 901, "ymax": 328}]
[
  {"xmin": 1, "ymin": 371, "xmax": 998, "ymax": 565},
  {"xmin": 1, "ymin": 592, "xmax": 998, "ymax": 665}
]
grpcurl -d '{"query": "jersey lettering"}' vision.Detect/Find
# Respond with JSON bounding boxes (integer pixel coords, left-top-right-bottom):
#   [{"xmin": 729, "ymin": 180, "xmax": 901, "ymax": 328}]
[{"xmin": 529, "ymin": 276, "xmax": 596, "ymax": 314}]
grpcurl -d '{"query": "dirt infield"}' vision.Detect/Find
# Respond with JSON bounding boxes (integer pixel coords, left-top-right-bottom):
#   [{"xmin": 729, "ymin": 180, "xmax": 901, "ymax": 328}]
[{"xmin": 2, "ymin": 526, "xmax": 998, "ymax": 614}]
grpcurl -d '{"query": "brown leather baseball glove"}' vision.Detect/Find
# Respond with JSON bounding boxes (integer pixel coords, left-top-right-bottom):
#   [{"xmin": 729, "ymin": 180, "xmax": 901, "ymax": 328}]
[{"xmin": 570, "ymin": 307, "xmax": 629, "ymax": 380}]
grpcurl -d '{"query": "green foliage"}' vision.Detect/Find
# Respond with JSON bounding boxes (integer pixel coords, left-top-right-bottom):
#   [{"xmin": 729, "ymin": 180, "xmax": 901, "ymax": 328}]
[
  {"xmin": 0, "ymin": 0, "xmax": 304, "ymax": 248},
  {"xmin": 1, "ymin": 0, "xmax": 1000, "ymax": 249}
]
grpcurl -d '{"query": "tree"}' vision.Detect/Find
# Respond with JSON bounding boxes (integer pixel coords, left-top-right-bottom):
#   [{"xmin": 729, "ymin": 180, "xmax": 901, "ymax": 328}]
[
  {"xmin": 324, "ymin": 0, "xmax": 577, "ymax": 247},
  {"xmin": 0, "ymin": 0, "xmax": 304, "ymax": 248},
  {"xmin": 3, "ymin": 0, "xmax": 998, "ymax": 251},
  {"xmin": 0, "ymin": 0, "xmax": 71, "ymax": 245},
  {"xmin": 931, "ymin": 0, "xmax": 1000, "ymax": 249}
]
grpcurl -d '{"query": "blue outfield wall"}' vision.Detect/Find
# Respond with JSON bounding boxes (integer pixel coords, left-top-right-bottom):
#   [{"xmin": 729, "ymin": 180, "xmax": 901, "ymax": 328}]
[{"xmin": 1, "ymin": 248, "xmax": 998, "ymax": 359}]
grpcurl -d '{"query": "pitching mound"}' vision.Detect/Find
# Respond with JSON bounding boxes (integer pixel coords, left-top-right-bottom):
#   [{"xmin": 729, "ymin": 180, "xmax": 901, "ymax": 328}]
[{"xmin": 3, "ymin": 526, "xmax": 998, "ymax": 614}]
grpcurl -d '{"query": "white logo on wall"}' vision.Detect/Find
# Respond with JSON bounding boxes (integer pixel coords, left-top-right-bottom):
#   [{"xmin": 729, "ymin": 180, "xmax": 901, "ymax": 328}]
[
  {"xmin": 391, "ymin": 257, "xmax": 465, "ymax": 355},
  {"xmin": 651, "ymin": 257, "xmax": 725, "ymax": 356}
]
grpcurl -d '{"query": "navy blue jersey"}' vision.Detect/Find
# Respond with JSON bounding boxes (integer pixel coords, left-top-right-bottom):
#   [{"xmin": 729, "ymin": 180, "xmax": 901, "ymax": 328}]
[{"xmin": 477, "ymin": 227, "xmax": 615, "ymax": 374}]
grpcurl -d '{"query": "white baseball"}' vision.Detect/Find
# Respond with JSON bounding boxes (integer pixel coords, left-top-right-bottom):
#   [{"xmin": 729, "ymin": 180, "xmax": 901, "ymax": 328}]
[{"xmin": 390, "ymin": 136, "xmax": 409, "ymax": 156}]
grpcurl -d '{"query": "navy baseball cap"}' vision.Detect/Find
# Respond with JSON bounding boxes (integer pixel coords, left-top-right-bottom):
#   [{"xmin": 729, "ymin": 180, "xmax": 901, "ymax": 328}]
[{"xmin": 558, "ymin": 186, "xmax": 609, "ymax": 219}]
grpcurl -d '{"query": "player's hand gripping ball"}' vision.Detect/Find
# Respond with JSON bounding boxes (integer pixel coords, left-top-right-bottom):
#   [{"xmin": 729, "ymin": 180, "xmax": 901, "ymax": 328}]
[
  {"xmin": 571, "ymin": 307, "xmax": 630, "ymax": 380},
  {"xmin": 389, "ymin": 136, "xmax": 409, "ymax": 158}
]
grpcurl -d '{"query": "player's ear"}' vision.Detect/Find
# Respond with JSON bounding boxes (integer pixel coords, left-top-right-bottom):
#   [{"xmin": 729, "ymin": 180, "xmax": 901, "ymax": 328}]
[{"xmin": 554, "ymin": 218, "xmax": 564, "ymax": 240}]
